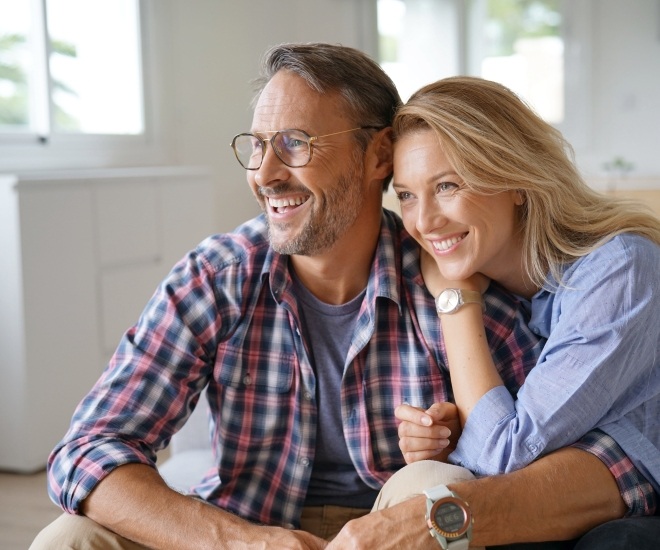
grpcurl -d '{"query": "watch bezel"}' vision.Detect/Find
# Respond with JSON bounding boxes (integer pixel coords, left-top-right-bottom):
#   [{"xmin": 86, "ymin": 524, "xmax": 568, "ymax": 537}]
[
  {"xmin": 427, "ymin": 496, "xmax": 472, "ymax": 540},
  {"xmin": 435, "ymin": 288, "xmax": 462, "ymax": 314},
  {"xmin": 435, "ymin": 288, "xmax": 483, "ymax": 316}
]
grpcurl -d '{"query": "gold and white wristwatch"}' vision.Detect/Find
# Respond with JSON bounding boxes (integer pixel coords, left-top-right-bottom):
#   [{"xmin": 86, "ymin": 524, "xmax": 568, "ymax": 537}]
[{"xmin": 435, "ymin": 288, "xmax": 483, "ymax": 316}]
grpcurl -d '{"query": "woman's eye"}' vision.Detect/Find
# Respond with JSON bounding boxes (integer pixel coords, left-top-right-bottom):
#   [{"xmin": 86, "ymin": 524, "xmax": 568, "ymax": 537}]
[
  {"xmin": 396, "ymin": 191, "xmax": 413, "ymax": 202},
  {"xmin": 437, "ymin": 182, "xmax": 459, "ymax": 193}
]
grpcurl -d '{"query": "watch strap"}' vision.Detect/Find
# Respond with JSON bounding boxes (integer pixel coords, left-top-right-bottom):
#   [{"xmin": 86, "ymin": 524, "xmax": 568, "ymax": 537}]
[
  {"xmin": 457, "ymin": 289, "xmax": 482, "ymax": 307},
  {"xmin": 424, "ymin": 484, "xmax": 453, "ymax": 501}
]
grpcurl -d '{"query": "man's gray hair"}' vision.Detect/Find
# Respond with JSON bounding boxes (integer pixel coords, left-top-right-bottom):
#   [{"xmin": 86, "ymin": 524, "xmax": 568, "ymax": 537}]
[{"xmin": 253, "ymin": 42, "xmax": 401, "ymax": 134}]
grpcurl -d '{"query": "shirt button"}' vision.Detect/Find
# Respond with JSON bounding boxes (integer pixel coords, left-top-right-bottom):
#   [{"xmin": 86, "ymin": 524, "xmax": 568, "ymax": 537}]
[
  {"xmin": 284, "ymin": 523, "xmax": 296, "ymax": 530},
  {"xmin": 303, "ymin": 391, "xmax": 313, "ymax": 401},
  {"xmin": 301, "ymin": 457, "xmax": 310, "ymax": 467}
]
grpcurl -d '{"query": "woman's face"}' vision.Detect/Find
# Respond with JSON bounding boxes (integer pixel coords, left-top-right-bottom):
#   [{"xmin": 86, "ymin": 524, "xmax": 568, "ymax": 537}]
[{"xmin": 393, "ymin": 129, "xmax": 527, "ymax": 294}]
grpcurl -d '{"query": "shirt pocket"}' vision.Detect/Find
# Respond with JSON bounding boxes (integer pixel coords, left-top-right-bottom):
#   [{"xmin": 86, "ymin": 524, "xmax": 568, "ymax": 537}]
[
  {"xmin": 215, "ymin": 343, "xmax": 294, "ymax": 393},
  {"xmin": 213, "ymin": 344, "xmax": 296, "ymax": 448}
]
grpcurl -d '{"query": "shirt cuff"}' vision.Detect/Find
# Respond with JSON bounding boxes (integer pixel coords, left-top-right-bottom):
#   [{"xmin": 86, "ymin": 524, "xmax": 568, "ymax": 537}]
[{"xmin": 572, "ymin": 429, "xmax": 657, "ymax": 517}]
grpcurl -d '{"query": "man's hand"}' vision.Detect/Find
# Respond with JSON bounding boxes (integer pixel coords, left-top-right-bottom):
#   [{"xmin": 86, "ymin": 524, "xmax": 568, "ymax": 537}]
[
  {"xmin": 395, "ymin": 402, "xmax": 461, "ymax": 464},
  {"xmin": 326, "ymin": 496, "xmax": 436, "ymax": 550},
  {"xmin": 260, "ymin": 527, "xmax": 328, "ymax": 550}
]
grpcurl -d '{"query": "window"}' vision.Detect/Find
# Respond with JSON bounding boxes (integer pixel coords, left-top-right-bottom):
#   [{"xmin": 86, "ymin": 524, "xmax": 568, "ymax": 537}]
[
  {"xmin": 0, "ymin": 0, "xmax": 143, "ymax": 141},
  {"xmin": 377, "ymin": 0, "xmax": 565, "ymax": 124},
  {"xmin": 378, "ymin": 0, "xmax": 462, "ymax": 102},
  {"xmin": 469, "ymin": 0, "xmax": 563, "ymax": 124}
]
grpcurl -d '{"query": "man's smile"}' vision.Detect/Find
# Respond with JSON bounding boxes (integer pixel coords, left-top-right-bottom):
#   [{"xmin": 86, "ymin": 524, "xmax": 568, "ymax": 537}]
[{"xmin": 267, "ymin": 195, "xmax": 310, "ymax": 214}]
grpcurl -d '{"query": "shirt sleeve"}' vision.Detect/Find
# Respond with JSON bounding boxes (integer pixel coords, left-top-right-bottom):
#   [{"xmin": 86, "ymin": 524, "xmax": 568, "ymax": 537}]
[
  {"xmin": 46, "ymin": 245, "xmax": 222, "ymax": 514},
  {"xmin": 449, "ymin": 236, "xmax": 660, "ymax": 485},
  {"xmin": 573, "ymin": 429, "xmax": 658, "ymax": 517}
]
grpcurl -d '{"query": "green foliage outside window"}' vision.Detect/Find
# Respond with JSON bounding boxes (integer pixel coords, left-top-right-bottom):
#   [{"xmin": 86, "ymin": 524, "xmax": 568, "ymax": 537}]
[
  {"xmin": 486, "ymin": 0, "xmax": 561, "ymax": 56},
  {"xmin": 0, "ymin": 33, "xmax": 28, "ymax": 125},
  {"xmin": 0, "ymin": 32, "xmax": 79, "ymax": 130}
]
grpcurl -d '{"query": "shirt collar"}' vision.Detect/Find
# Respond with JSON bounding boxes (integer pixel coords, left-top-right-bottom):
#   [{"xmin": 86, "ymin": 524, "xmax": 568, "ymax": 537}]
[{"xmin": 260, "ymin": 209, "xmax": 406, "ymax": 312}]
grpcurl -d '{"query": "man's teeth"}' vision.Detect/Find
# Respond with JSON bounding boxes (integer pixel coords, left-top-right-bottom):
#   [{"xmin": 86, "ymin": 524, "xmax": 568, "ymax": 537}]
[
  {"xmin": 433, "ymin": 234, "xmax": 465, "ymax": 251},
  {"xmin": 268, "ymin": 196, "xmax": 307, "ymax": 208}
]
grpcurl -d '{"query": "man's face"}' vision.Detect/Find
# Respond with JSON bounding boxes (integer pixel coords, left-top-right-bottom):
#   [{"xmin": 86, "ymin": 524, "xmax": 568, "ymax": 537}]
[{"xmin": 247, "ymin": 70, "xmax": 367, "ymax": 256}]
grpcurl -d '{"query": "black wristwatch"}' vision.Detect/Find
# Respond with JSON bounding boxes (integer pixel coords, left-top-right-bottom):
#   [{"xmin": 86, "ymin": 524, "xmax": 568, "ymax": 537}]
[{"xmin": 424, "ymin": 484, "xmax": 473, "ymax": 549}]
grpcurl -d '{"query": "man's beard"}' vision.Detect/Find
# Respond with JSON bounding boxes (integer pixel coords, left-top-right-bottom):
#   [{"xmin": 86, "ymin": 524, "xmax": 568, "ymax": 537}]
[{"xmin": 267, "ymin": 153, "xmax": 365, "ymax": 256}]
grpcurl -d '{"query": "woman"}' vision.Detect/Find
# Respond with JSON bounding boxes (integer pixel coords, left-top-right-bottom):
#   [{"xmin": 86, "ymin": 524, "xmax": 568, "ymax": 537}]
[{"xmin": 391, "ymin": 76, "xmax": 660, "ymax": 488}]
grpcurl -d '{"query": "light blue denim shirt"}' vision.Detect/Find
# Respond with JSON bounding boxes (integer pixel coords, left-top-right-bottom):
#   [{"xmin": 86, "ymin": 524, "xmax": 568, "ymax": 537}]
[{"xmin": 450, "ymin": 234, "xmax": 660, "ymax": 494}]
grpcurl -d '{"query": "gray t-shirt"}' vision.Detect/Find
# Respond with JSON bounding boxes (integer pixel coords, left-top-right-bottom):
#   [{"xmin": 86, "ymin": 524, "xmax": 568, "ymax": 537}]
[{"xmin": 292, "ymin": 273, "xmax": 379, "ymax": 508}]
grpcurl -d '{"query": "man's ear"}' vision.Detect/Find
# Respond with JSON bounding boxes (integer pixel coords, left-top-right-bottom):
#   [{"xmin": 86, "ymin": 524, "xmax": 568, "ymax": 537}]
[{"xmin": 368, "ymin": 127, "xmax": 394, "ymax": 180}]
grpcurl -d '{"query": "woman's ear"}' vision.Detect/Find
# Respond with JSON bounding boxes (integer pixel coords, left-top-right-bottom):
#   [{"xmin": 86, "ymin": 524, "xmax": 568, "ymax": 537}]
[{"xmin": 514, "ymin": 190, "xmax": 527, "ymax": 205}]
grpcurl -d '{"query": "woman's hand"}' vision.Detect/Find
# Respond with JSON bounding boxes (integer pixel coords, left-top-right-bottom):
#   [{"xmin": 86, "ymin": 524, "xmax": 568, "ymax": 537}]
[
  {"xmin": 395, "ymin": 401, "xmax": 462, "ymax": 464},
  {"xmin": 419, "ymin": 248, "xmax": 490, "ymax": 296}
]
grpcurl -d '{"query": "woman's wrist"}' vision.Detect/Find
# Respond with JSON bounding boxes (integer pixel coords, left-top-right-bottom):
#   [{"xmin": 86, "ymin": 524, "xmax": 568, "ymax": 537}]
[{"xmin": 435, "ymin": 288, "xmax": 484, "ymax": 316}]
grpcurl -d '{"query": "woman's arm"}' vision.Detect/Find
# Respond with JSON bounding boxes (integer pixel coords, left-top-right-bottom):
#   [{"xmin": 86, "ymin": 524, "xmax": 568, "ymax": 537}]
[
  {"xmin": 419, "ymin": 249, "xmax": 502, "ymax": 425},
  {"xmin": 421, "ymin": 237, "xmax": 660, "ymax": 480}
]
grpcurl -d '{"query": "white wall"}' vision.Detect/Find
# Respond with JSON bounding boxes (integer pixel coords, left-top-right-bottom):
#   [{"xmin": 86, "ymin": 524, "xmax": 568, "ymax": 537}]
[{"xmin": 577, "ymin": 0, "xmax": 660, "ymax": 178}]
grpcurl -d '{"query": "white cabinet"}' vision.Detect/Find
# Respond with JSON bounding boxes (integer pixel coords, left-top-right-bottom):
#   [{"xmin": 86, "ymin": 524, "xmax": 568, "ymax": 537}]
[{"xmin": 0, "ymin": 167, "xmax": 216, "ymax": 472}]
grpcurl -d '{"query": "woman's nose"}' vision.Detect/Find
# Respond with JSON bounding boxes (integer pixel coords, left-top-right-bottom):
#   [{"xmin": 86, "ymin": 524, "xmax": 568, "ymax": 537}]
[{"xmin": 416, "ymin": 198, "xmax": 446, "ymax": 235}]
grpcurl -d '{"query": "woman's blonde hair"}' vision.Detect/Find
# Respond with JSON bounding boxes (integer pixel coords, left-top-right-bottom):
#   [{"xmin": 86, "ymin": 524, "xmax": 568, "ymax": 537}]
[{"xmin": 393, "ymin": 76, "xmax": 660, "ymax": 288}]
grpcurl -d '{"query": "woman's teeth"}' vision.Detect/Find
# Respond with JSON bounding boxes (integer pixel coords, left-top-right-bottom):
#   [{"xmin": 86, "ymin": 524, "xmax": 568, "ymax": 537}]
[{"xmin": 433, "ymin": 233, "xmax": 466, "ymax": 251}]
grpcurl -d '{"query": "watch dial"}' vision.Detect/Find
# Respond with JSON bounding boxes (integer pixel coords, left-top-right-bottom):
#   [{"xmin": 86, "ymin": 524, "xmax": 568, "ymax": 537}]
[
  {"xmin": 436, "ymin": 501, "xmax": 466, "ymax": 534},
  {"xmin": 438, "ymin": 289, "xmax": 459, "ymax": 312}
]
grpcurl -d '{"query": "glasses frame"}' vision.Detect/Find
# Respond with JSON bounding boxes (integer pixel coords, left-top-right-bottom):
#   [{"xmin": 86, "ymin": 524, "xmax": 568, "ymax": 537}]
[{"xmin": 230, "ymin": 126, "xmax": 382, "ymax": 170}]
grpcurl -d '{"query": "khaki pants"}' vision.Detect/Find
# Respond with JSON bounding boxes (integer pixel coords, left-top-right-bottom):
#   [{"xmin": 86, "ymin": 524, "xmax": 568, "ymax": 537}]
[{"xmin": 31, "ymin": 461, "xmax": 480, "ymax": 549}]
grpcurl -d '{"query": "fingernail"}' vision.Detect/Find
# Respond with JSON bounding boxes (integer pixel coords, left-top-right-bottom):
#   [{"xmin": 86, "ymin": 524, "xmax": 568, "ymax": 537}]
[
  {"xmin": 438, "ymin": 427, "xmax": 451, "ymax": 438},
  {"xmin": 421, "ymin": 416, "xmax": 432, "ymax": 426}
]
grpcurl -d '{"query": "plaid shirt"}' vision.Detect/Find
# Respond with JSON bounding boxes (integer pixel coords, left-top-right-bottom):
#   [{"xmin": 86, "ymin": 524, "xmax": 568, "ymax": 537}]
[
  {"xmin": 47, "ymin": 210, "xmax": 655, "ymax": 527},
  {"xmin": 574, "ymin": 430, "xmax": 657, "ymax": 516}
]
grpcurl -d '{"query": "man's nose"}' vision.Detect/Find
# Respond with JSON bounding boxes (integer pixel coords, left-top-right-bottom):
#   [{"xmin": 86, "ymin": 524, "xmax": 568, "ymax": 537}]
[{"xmin": 254, "ymin": 143, "xmax": 290, "ymax": 187}]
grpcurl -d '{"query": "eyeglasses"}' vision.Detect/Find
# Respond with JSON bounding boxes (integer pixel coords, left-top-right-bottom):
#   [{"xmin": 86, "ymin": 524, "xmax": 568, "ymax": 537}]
[{"xmin": 230, "ymin": 126, "xmax": 381, "ymax": 170}]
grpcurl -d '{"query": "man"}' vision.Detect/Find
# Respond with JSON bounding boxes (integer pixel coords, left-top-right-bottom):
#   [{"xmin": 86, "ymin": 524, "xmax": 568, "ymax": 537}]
[{"xmin": 33, "ymin": 43, "xmax": 655, "ymax": 549}]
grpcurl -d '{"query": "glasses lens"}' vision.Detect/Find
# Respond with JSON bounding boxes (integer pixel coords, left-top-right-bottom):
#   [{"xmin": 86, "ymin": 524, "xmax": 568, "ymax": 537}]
[
  {"xmin": 232, "ymin": 134, "xmax": 263, "ymax": 169},
  {"xmin": 272, "ymin": 129, "xmax": 311, "ymax": 167}
]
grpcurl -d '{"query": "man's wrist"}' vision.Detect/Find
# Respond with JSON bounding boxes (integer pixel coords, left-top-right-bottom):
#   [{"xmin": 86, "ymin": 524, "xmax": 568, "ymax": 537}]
[{"xmin": 424, "ymin": 484, "xmax": 473, "ymax": 548}]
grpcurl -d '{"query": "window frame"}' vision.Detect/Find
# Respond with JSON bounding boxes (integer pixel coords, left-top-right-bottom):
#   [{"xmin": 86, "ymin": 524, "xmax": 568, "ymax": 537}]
[{"xmin": 0, "ymin": 0, "xmax": 170, "ymax": 172}]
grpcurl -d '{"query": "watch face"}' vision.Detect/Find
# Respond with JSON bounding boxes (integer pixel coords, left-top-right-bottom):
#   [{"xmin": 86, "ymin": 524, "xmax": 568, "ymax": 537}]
[
  {"xmin": 430, "ymin": 497, "xmax": 471, "ymax": 539},
  {"xmin": 436, "ymin": 289, "xmax": 460, "ymax": 313}
]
